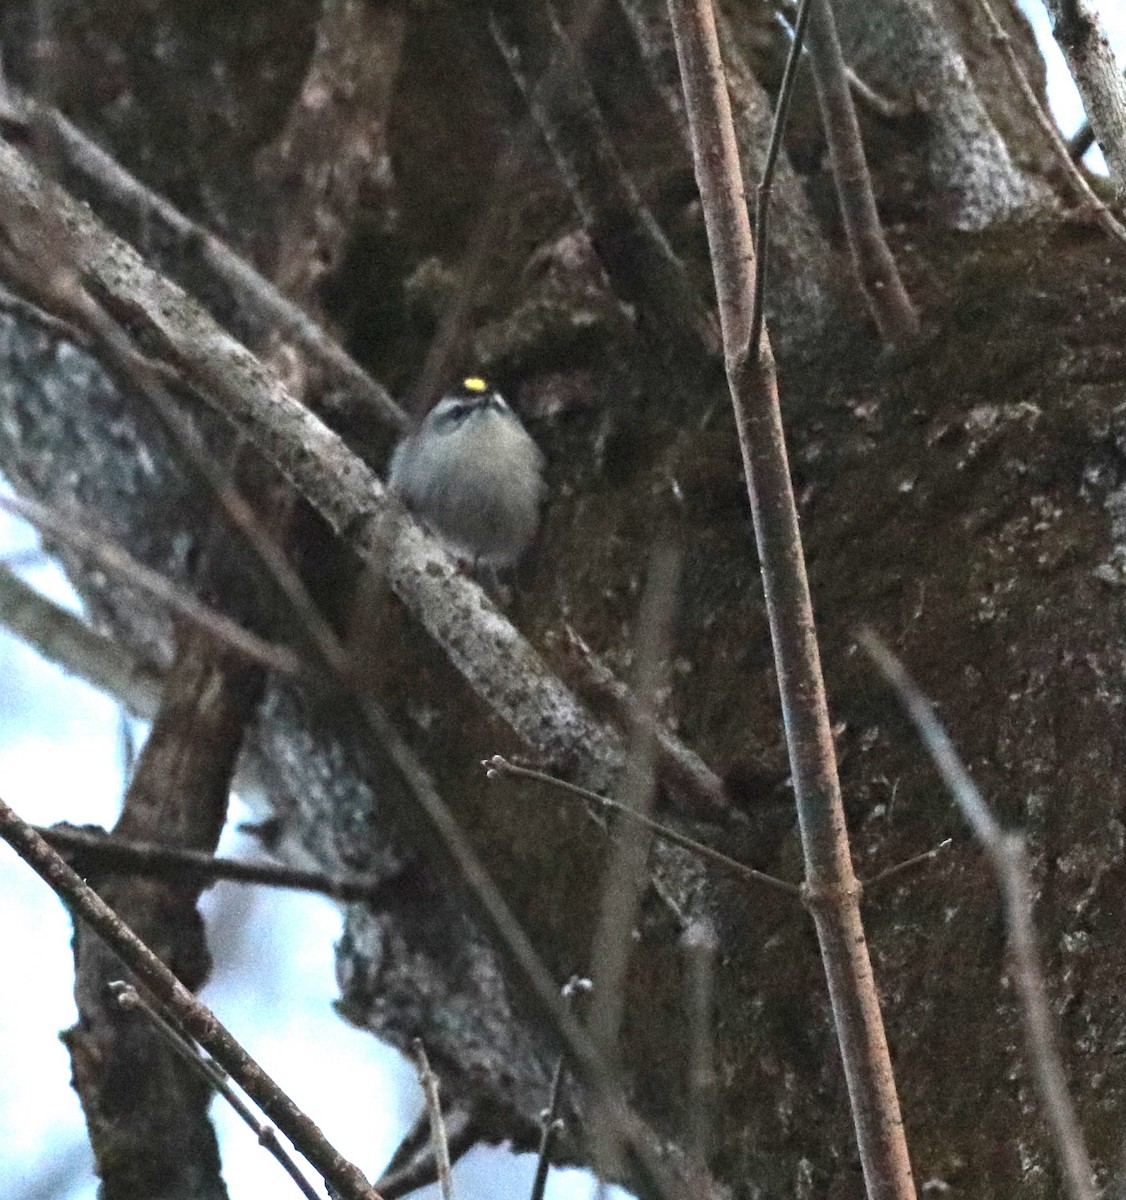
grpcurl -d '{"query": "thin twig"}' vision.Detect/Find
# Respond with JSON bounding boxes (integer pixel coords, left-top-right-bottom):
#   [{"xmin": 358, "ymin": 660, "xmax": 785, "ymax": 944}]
[
  {"xmin": 860, "ymin": 629, "xmax": 1096, "ymax": 1200},
  {"xmin": 749, "ymin": 0, "xmax": 815, "ymax": 361},
  {"xmin": 483, "ymin": 754, "xmax": 799, "ymax": 896},
  {"xmin": 563, "ymin": 623, "xmax": 729, "ymax": 816},
  {"xmin": 665, "ymin": 1, "xmax": 917, "ymax": 1196},
  {"xmin": 375, "ymin": 1110, "xmax": 476, "ymax": 1200},
  {"xmin": 978, "ymin": 0, "xmax": 1126, "ymax": 249},
  {"xmin": 681, "ymin": 919, "xmax": 718, "ymax": 1168},
  {"xmin": 110, "ymin": 982, "xmax": 322, "ymax": 1200},
  {"xmin": 0, "ymin": 491, "xmax": 304, "ymax": 676},
  {"xmin": 530, "ymin": 976, "xmax": 592, "ymax": 1200},
  {"xmin": 38, "ymin": 824, "xmax": 400, "ymax": 903},
  {"xmin": 586, "ymin": 545, "xmax": 679, "ymax": 1180},
  {"xmin": 411, "ymin": 1041, "xmax": 454, "ymax": 1200},
  {"xmin": 863, "ymin": 837, "xmax": 953, "ymax": 890},
  {"xmin": 803, "ymin": 0, "xmax": 919, "ymax": 344},
  {"xmin": 0, "ymin": 795, "xmax": 382, "ymax": 1200},
  {"xmin": 844, "ymin": 66, "xmax": 915, "ymax": 121}
]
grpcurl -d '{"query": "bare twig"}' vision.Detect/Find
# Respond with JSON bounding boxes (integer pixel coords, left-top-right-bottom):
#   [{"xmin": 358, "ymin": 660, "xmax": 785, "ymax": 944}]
[
  {"xmin": 844, "ymin": 66, "xmax": 915, "ymax": 121},
  {"xmin": 483, "ymin": 754, "xmax": 799, "ymax": 896},
  {"xmin": 0, "ymin": 491, "xmax": 304, "ymax": 676},
  {"xmin": 749, "ymin": 0, "xmax": 816, "ymax": 361},
  {"xmin": 804, "ymin": 0, "xmax": 919, "ymax": 345},
  {"xmin": 564, "ymin": 623, "xmax": 729, "ymax": 816},
  {"xmin": 110, "ymin": 982, "xmax": 322, "ymax": 1200},
  {"xmin": 375, "ymin": 1109, "xmax": 476, "ymax": 1200},
  {"xmin": 411, "ymin": 1042, "xmax": 454, "ymax": 1200},
  {"xmin": 978, "ymin": 0, "xmax": 1126, "ymax": 249},
  {"xmin": 681, "ymin": 919, "xmax": 718, "ymax": 1168},
  {"xmin": 530, "ymin": 976, "xmax": 592, "ymax": 1200},
  {"xmin": 0, "ymin": 795, "xmax": 383, "ymax": 1200},
  {"xmin": 863, "ymin": 837, "xmax": 953, "ymax": 890},
  {"xmin": 665, "ymin": 1, "xmax": 917, "ymax": 1196},
  {"xmin": 1041, "ymin": 0, "xmax": 1126, "ymax": 198},
  {"xmin": 618, "ymin": 0, "xmax": 839, "ymax": 349},
  {"xmin": 861, "ymin": 629, "xmax": 1096, "ymax": 1200},
  {"xmin": 38, "ymin": 824, "xmax": 402, "ymax": 903},
  {"xmin": 586, "ymin": 546, "xmax": 679, "ymax": 1179}
]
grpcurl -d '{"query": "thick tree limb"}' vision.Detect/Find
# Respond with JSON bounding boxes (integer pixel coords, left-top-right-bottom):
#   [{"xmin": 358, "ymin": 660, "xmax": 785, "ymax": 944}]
[
  {"xmin": 61, "ymin": 628, "xmax": 263, "ymax": 1200},
  {"xmin": 0, "ymin": 563, "xmax": 163, "ymax": 716},
  {"xmin": 0, "ymin": 88, "xmax": 407, "ymax": 434}
]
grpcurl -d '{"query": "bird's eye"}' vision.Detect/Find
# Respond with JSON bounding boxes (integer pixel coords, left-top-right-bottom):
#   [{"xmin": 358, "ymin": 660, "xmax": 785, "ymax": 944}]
[{"xmin": 434, "ymin": 400, "xmax": 474, "ymax": 429}]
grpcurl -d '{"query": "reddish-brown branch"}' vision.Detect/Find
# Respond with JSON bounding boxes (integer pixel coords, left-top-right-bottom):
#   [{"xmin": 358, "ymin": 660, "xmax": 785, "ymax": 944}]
[{"xmin": 664, "ymin": 1, "xmax": 917, "ymax": 1197}]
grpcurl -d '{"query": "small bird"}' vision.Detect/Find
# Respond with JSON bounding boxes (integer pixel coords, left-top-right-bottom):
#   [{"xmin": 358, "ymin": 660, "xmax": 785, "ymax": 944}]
[{"xmin": 388, "ymin": 377, "xmax": 545, "ymax": 571}]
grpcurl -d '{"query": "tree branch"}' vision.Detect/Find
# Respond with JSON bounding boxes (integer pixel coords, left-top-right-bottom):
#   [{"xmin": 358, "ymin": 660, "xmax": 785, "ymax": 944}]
[
  {"xmin": 1042, "ymin": 0, "xmax": 1126, "ymax": 199},
  {"xmin": 862, "ymin": 629, "xmax": 1096, "ymax": 1200},
  {"xmin": 0, "ymin": 796, "xmax": 382, "ymax": 1199},
  {"xmin": 1, "ymin": 86, "xmax": 407, "ymax": 433},
  {"xmin": 804, "ymin": 0, "xmax": 919, "ymax": 345},
  {"xmin": 664, "ymin": 1, "xmax": 917, "ymax": 1196}
]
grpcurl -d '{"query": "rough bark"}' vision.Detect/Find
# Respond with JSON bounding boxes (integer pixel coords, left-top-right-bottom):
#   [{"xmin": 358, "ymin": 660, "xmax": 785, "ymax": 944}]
[{"xmin": 829, "ymin": 0, "xmax": 1041, "ymax": 228}]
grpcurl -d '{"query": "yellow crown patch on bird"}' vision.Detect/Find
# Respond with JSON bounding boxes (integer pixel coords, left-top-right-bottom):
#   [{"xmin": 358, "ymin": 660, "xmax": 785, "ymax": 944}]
[{"xmin": 463, "ymin": 376, "xmax": 488, "ymax": 393}]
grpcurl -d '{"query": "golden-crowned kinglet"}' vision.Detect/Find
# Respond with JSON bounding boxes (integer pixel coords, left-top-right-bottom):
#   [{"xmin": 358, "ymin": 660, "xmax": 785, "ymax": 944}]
[{"xmin": 388, "ymin": 377, "xmax": 545, "ymax": 569}]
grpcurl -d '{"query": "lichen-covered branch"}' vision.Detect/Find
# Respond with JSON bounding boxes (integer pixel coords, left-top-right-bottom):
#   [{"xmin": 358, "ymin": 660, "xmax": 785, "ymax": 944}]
[{"xmin": 1042, "ymin": 0, "xmax": 1126, "ymax": 199}]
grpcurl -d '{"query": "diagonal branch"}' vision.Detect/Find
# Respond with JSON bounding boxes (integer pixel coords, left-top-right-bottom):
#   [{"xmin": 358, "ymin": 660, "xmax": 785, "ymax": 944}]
[
  {"xmin": 0, "ymin": 86, "xmax": 407, "ymax": 434},
  {"xmin": 0, "ymin": 795, "xmax": 383, "ymax": 1200},
  {"xmin": 862, "ymin": 630, "xmax": 1096, "ymax": 1200},
  {"xmin": 1041, "ymin": 0, "xmax": 1126, "ymax": 199},
  {"xmin": 0, "ymin": 133, "xmax": 732, "ymax": 813},
  {"xmin": 488, "ymin": 0, "xmax": 717, "ymax": 355}
]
